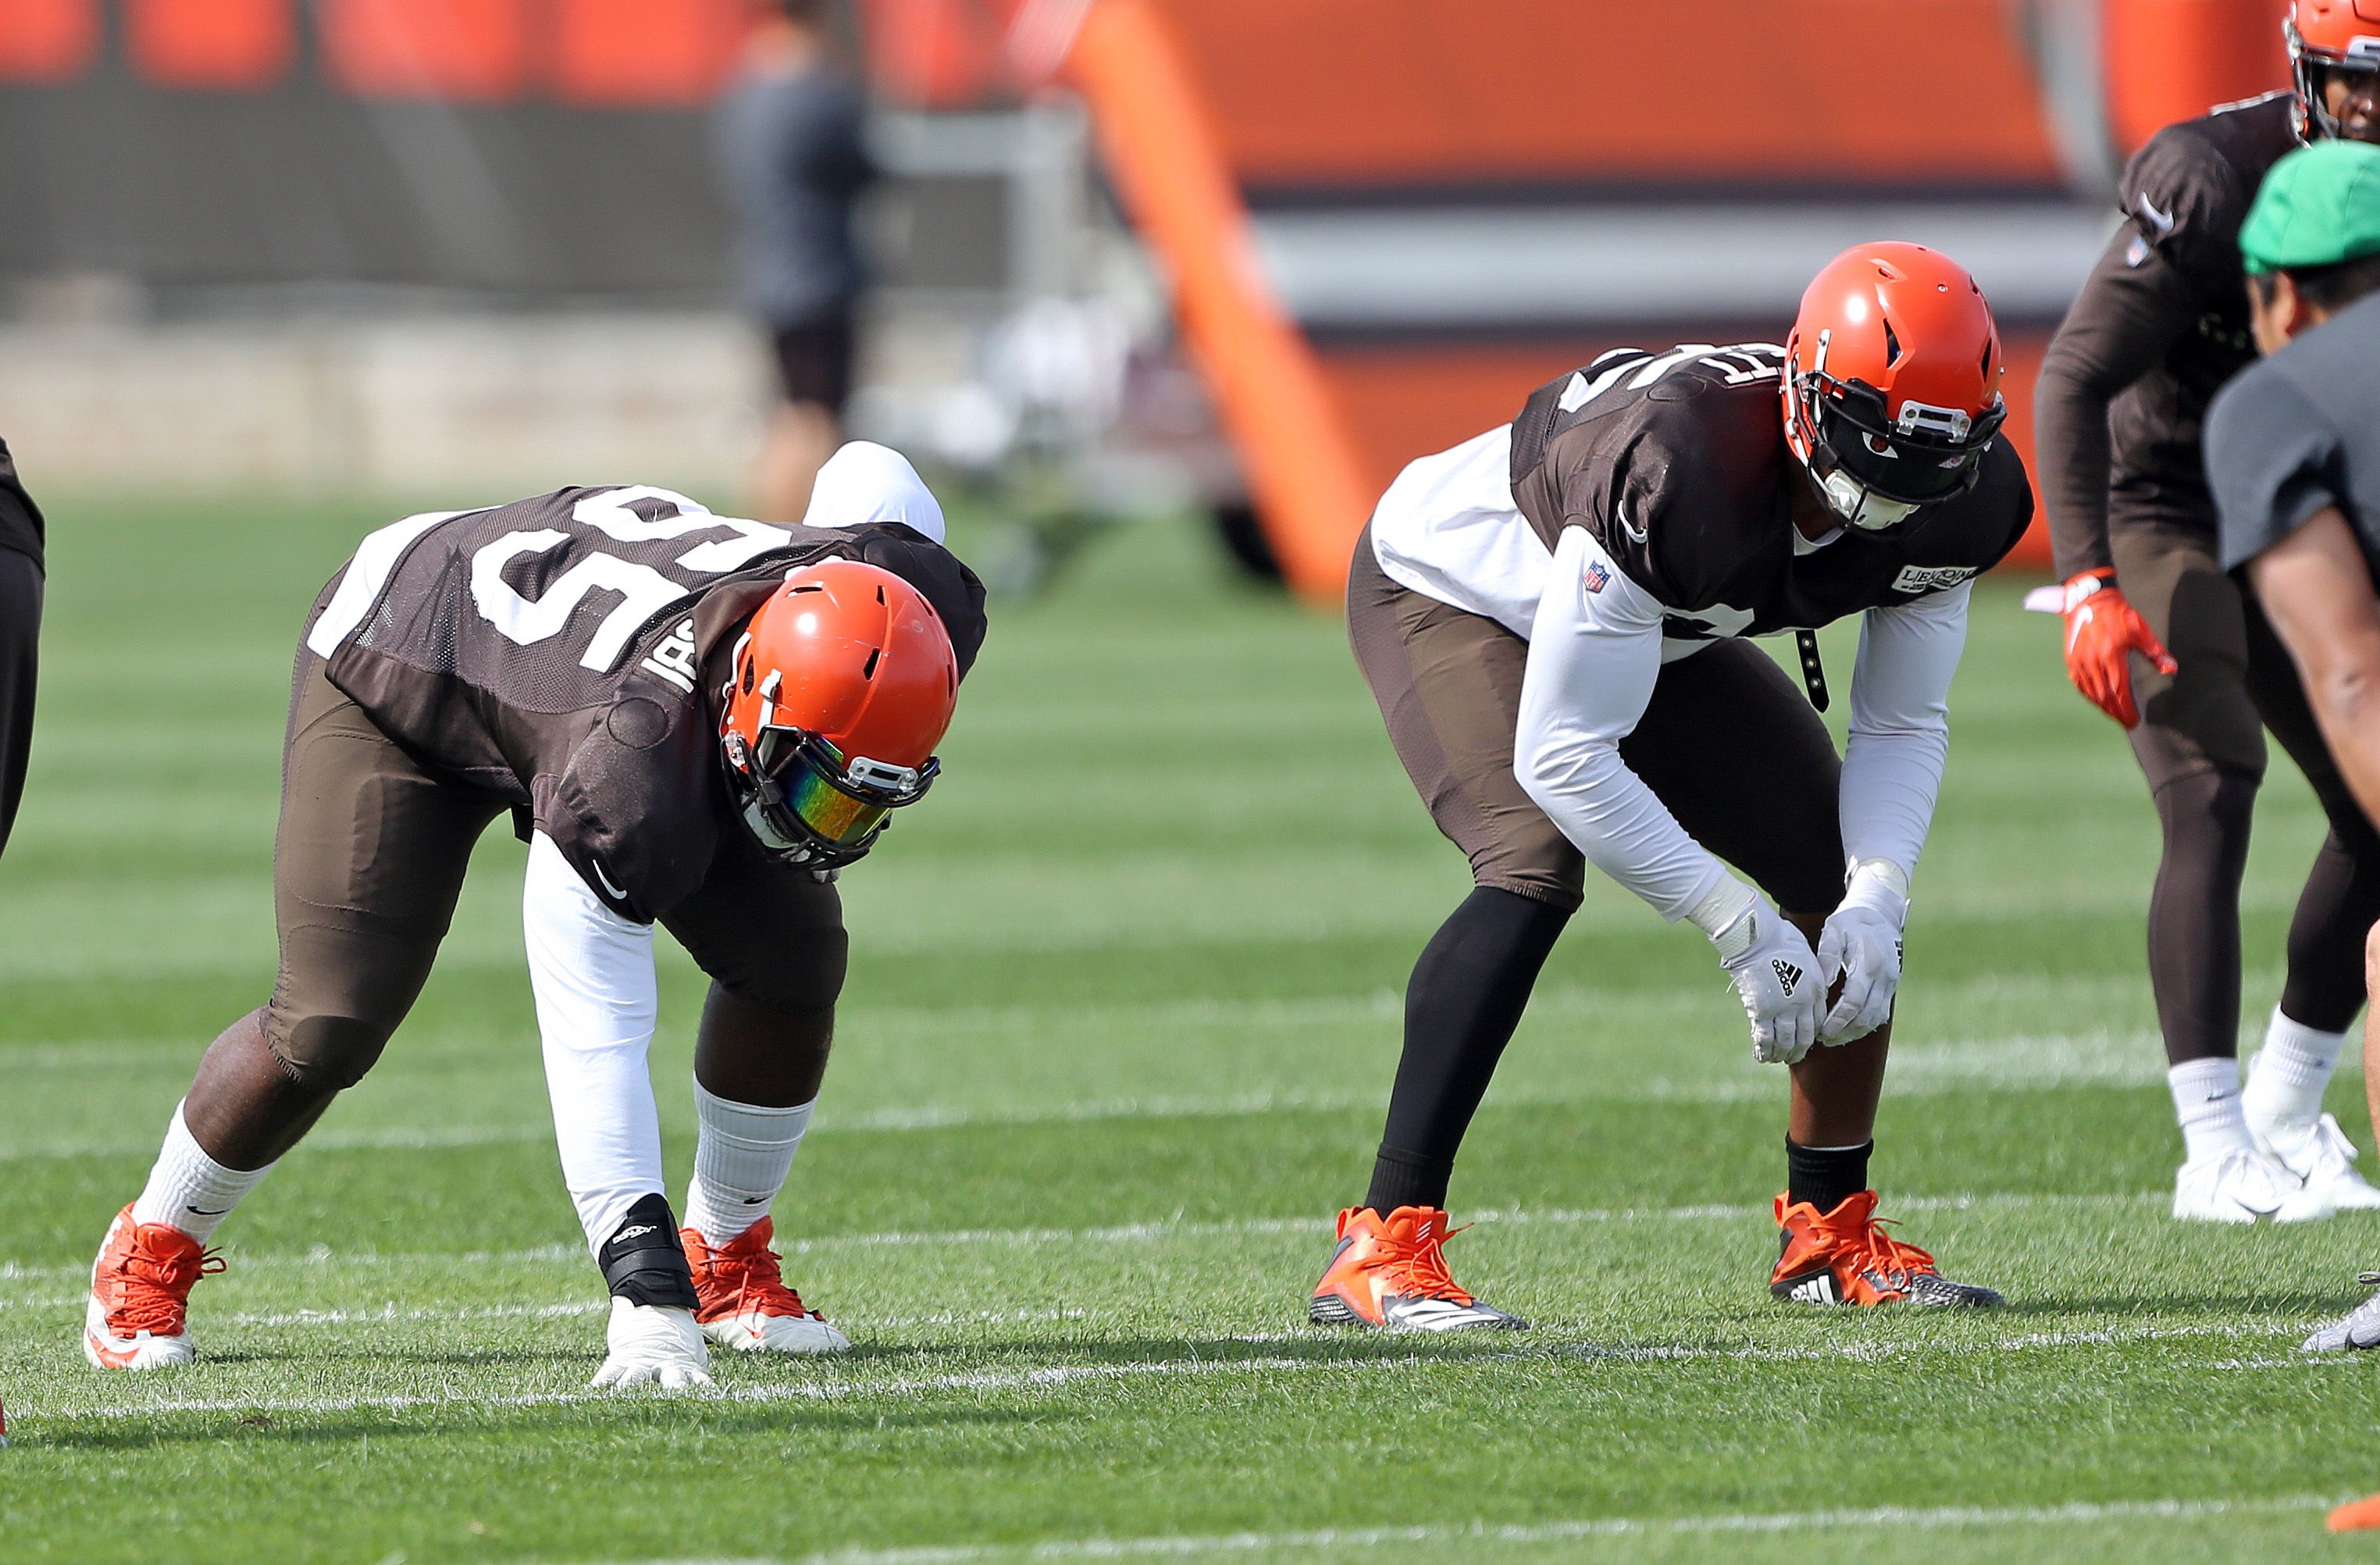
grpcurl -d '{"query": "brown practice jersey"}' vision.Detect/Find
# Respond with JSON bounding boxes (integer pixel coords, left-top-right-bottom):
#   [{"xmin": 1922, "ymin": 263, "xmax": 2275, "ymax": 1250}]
[
  {"xmin": 1505, "ymin": 344, "xmax": 2033, "ymax": 645},
  {"xmin": 2039, "ymin": 91, "xmax": 2299, "ymax": 576},
  {"xmin": 0, "ymin": 436, "xmax": 42, "ymax": 572},
  {"xmin": 301, "ymin": 485, "xmax": 987, "ymax": 922}
]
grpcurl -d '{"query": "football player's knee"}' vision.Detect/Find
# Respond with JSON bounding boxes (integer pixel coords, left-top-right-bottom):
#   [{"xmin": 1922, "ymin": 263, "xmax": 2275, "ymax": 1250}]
[
  {"xmin": 1469, "ymin": 836, "xmax": 1584, "ymax": 913},
  {"xmin": 2363, "ymin": 921, "xmax": 2380, "ymax": 1000},
  {"xmin": 265, "ymin": 1011, "xmax": 395, "ymax": 1093},
  {"xmin": 724, "ymin": 929, "xmax": 849, "ymax": 1014}
]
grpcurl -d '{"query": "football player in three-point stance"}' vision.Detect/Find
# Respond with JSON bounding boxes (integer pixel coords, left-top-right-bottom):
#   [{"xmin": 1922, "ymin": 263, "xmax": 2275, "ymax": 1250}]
[
  {"xmin": 83, "ymin": 442, "xmax": 985, "ymax": 1388},
  {"xmin": 2036, "ymin": 0, "xmax": 2380, "ymax": 1224},
  {"xmin": 1315, "ymin": 244, "xmax": 2026, "ymax": 1330}
]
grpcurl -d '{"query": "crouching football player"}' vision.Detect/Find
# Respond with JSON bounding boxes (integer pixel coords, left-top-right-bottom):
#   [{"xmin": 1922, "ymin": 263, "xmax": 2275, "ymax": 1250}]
[
  {"xmin": 1315, "ymin": 244, "xmax": 2026, "ymax": 1329},
  {"xmin": 83, "ymin": 442, "xmax": 985, "ymax": 1388}
]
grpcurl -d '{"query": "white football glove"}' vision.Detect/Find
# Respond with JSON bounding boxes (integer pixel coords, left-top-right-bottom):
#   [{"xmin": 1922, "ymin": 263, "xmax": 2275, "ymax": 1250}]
[
  {"xmin": 1816, "ymin": 860, "xmax": 1909, "ymax": 1047},
  {"xmin": 1693, "ymin": 879, "xmax": 1823, "ymax": 1065},
  {"xmin": 590, "ymin": 1298, "xmax": 714, "ymax": 1392}
]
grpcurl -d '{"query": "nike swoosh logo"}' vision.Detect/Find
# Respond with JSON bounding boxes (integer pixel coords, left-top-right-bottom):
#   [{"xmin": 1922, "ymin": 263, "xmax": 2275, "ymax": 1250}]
[
  {"xmin": 187, "ymin": 1207, "xmax": 228, "ymax": 1216},
  {"xmin": 1616, "ymin": 501, "xmax": 1647, "ymax": 543},
  {"xmin": 590, "ymin": 861, "xmax": 628, "ymax": 900},
  {"xmin": 2137, "ymin": 193, "xmax": 2176, "ymax": 234}
]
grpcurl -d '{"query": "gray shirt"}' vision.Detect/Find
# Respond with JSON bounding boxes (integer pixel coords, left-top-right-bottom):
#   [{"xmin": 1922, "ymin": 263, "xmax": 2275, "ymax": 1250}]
[
  {"xmin": 2211, "ymin": 289, "xmax": 2380, "ymax": 573},
  {"xmin": 714, "ymin": 62, "xmax": 875, "ymax": 329}
]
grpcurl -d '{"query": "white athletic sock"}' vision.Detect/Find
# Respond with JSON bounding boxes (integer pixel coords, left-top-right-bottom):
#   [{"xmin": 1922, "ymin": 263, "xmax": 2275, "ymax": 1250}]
[
  {"xmin": 130, "ymin": 1102, "xmax": 274, "ymax": 1244},
  {"xmin": 2243, "ymin": 1007, "xmax": 2350, "ymax": 1132},
  {"xmin": 2170, "ymin": 1057, "xmax": 2255, "ymax": 1164},
  {"xmin": 683, "ymin": 1078, "xmax": 814, "ymax": 1248}
]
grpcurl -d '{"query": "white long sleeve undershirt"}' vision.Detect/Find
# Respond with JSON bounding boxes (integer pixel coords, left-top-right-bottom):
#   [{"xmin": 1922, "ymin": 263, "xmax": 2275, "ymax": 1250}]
[
  {"xmin": 522, "ymin": 831, "xmax": 666, "ymax": 1256},
  {"xmin": 1512, "ymin": 527, "xmax": 1965, "ymax": 918}
]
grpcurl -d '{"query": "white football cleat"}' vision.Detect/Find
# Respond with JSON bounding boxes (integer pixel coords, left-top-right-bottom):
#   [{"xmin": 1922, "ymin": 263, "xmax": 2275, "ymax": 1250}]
[
  {"xmin": 83, "ymin": 1203, "xmax": 219, "ymax": 1371},
  {"xmin": 682, "ymin": 1219, "xmax": 852, "ymax": 1356},
  {"xmin": 2252, "ymin": 1113, "xmax": 2380, "ymax": 1223},
  {"xmin": 2172, "ymin": 1146, "xmax": 2300, "ymax": 1224},
  {"xmin": 589, "ymin": 1298, "xmax": 714, "ymax": 1391}
]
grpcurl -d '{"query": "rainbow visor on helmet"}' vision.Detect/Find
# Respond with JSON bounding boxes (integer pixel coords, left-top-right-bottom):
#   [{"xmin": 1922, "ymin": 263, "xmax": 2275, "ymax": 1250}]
[{"xmin": 724, "ymin": 701, "xmax": 939, "ymax": 869}]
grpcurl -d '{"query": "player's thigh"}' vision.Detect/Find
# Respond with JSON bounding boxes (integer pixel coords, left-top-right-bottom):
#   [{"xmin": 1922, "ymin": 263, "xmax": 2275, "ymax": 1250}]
[
  {"xmin": 2111, "ymin": 525, "xmax": 2266, "ymax": 782},
  {"xmin": 1621, "ymin": 640, "xmax": 1845, "ymax": 916},
  {"xmin": 1346, "ymin": 532, "xmax": 1584, "ymax": 910},
  {"xmin": 265, "ymin": 654, "xmax": 504, "ymax": 1087},
  {"xmin": 661, "ymin": 826, "xmax": 850, "ymax": 1014}
]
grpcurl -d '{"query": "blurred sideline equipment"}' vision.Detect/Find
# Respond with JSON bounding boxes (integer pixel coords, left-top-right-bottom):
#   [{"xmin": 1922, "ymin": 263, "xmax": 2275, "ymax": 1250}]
[
  {"xmin": 84, "ymin": 444, "xmax": 983, "ymax": 1384},
  {"xmin": 1319, "ymin": 244, "xmax": 2023, "ymax": 1326},
  {"xmin": 2036, "ymin": 0, "xmax": 2380, "ymax": 1225},
  {"xmin": 2203, "ymin": 137, "xmax": 2380, "ymax": 1355}
]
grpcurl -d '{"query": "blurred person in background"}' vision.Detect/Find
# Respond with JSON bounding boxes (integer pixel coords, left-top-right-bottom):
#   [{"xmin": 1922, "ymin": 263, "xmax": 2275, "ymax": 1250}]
[
  {"xmin": 0, "ymin": 437, "xmax": 39, "ymax": 864},
  {"xmin": 2204, "ymin": 142, "xmax": 2380, "ymax": 1378},
  {"xmin": 2035, "ymin": 0, "xmax": 2380, "ymax": 1225},
  {"xmin": 717, "ymin": 0, "xmax": 878, "ymax": 525}
]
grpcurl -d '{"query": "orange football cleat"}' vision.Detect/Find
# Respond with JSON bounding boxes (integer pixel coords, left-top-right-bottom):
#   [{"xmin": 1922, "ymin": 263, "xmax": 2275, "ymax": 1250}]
[
  {"xmin": 1309, "ymin": 1205, "xmax": 1528, "ymax": 1331},
  {"xmin": 682, "ymin": 1217, "xmax": 850, "ymax": 1355},
  {"xmin": 2331, "ymin": 1493, "xmax": 2380, "ymax": 1531},
  {"xmin": 1771, "ymin": 1190, "xmax": 2002, "ymax": 1307},
  {"xmin": 83, "ymin": 1203, "xmax": 222, "ymax": 1370}
]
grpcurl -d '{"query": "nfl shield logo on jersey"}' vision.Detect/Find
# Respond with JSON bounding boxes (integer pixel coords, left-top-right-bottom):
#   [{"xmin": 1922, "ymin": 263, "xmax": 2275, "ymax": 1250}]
[{"xmin": 1583, "ymin": 561, "xmax": 1610, "ymax": 594}]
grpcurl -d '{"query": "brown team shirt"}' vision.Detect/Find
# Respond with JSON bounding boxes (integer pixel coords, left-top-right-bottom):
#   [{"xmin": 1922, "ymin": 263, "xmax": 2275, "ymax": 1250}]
[
  {"xmin": 1507, "ymin": 344, "xmax": 2033, "ymax": 644},
  {"xmin": 2038, "ymin": 91, "xmax": 2299, "ymax": 577},
  {"xmin": 301, "ymin": 486, "xmax": 986, "ymax": 922}
]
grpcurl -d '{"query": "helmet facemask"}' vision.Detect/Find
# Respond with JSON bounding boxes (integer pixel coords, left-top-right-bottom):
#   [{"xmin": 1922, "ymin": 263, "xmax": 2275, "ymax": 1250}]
[
  {"xmin": 1787, "ymin": 329, "xmax": 2006, "ymax": 533},
  {"xmin": 720, "ymin": 643, "xmax": 939, "ymax": 869},
  {"xmin": 2291, "ymin": 14, "xmax": 2380, "ymax": 141}
]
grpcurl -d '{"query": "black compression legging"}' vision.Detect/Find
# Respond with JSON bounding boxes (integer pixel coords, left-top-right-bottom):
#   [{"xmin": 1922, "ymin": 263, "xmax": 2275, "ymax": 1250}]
[{"xmin": 1366, "ymin": 887, "xmax": 1571, "ymax": 1213}]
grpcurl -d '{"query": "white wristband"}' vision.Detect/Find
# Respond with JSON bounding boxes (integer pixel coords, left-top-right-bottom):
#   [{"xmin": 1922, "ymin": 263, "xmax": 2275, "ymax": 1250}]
[
  {"xmin": 1842, "ymin": 857, "xmax": 1911, "ymax": 921},
  {"xmin": 1687, "ymin": 875, "xmax": 1760, "ymax": 961}
]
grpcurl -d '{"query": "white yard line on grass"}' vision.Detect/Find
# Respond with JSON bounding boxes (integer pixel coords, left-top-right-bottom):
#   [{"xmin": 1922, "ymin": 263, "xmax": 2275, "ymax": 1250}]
[
  {"xmin": 0, "ymin": 1190, "xmax": 2161, "ymax": 1292},
  {"xmin": 28, "ymin": 1317, "xmax": 2320, "ymax": 1426},
  {"xmin": 637, "ymin": 1494, "xmax": 2338, "ymax": 1565},
  {"xmin": 0, "ymin": 1039, "xmax": 2181, "ymax": 1162}
]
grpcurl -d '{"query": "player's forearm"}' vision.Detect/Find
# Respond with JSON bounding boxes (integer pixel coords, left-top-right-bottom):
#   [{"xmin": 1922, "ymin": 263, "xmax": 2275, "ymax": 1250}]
[
  {"xmin": 522, "ymin": 832, "xmax": 667, "ymax": 1255},
  {"xmin": 2035, "ymin": 353, "xmax": 2118, "ymax": 579},
  {"xmin": 1837, "ymin": 725, "xmax": 1947, "ymax": 878},
  {"xmin": 1516, "ymin": 725, "xmax": 1730, "ymax": 920},
  {"xmin": 2300, "ymin": 651, "xmax": 2380, "ymax": 830},
  {"xmin": 2036, "ymin": 234, "xmax": 2200, "ymax": 579}
]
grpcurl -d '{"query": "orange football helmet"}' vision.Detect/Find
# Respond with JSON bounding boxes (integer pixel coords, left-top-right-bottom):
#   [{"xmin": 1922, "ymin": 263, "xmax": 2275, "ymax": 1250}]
[
  {"xmin": 2290, "ymin": 0, "xmax": 2380, "ymax": 141},
  {"xmin": 1782, "ymin": 242, "xmax": 2007, "ymax": 532},
  {"xmin": 719, "ymin": 559, "xmax": 959, "ymax": 868}
]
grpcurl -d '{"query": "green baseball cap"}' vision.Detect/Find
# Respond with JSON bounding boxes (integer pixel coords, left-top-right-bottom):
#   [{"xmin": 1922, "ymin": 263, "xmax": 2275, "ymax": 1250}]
[{"xmin": 2241, "ymin": 138, "xmax": 2380, "ymax": 274}]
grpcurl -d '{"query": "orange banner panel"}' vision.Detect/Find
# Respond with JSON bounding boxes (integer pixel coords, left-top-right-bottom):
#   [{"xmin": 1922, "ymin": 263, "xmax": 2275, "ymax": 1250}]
[
  {"xmin": 321, "ymin": 0, "xmax": 533, "ymax": 101},
  {"xmin": 0, "ymin": 0, "xmax": 96, "ymax": 82},
  {"xmin": 553, "ymin": 0, "xmax": 745, "ymax": 107},
  {"xmin": 127, "ymin": 0, "xmax": 294, "ymax": 91},
  {"xmin": 1150, "ymin": 0, "xmax": 2062, "ymax": 187}
]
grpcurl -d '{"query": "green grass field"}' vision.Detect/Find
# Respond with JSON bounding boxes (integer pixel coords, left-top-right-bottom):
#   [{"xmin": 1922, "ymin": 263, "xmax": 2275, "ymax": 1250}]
[{"xmin": 5, "ymin": 494, "xmax": 2380, "ymax": 1563}]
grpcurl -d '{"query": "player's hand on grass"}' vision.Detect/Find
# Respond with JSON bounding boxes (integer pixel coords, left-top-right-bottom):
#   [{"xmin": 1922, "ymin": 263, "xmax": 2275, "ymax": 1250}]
[
  {"xmin": 590, "ymin": 1299, "xmax": 714, "ymax": 1392},
  {"xmin": 2060, "ymin": 569, "xmax": 2176, "ymax": 728},
  {"xmin": 1817, "ymin": 861, "xmax": 1908, "ymax": 1046},
  {"xmin": 1698, "ymin": 882, "xmax": 1822, "ymax": 1066}
]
